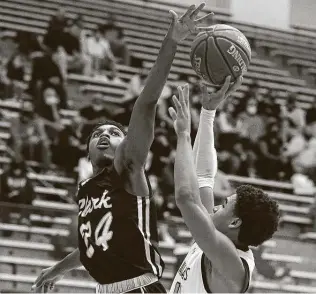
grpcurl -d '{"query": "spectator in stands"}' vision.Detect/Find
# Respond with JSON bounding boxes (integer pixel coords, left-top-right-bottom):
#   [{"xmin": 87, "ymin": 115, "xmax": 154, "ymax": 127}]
[
  {"xmin": 28, "ymin": 50, "xmax": 67, "ymax": 109},
  {"xmin": 293, "ymin": 107, "xmax": 316, "ymax": 183},
  {"xmin": 237, "ymin": 97, "xmax": 266, "ymax": 143},
  {"xmin": 257, "ymin": 121, "xmax": 287, "ymax": 180},
  {"xmin": 79, "ymin": 96, "xmax": 113, "ymax": 137},
  {"xmin": 54, "ymin": 17, "xmax": 89, "ymax": 78},
  {"xmin": 43, "ymin": 7, "xmax": 68, "ymax": 53},
  {"xmin": 5, "ymin": 47, "xmax": 29, "ymax": 101},
  {"xmin": 123, "ymin": 68, "xmax": 147, "ymax": 102},
  {"xmin": 34, "ymin": 86, "xmax": 65, "ymax": 171},
  {"xmin": 281, "ymin": 118, "xmax": 306, "ymax": 173},
  {"xmin": 0, "ymin": 159, "xmax": 35, "ymax": 229},
  {"xmin": 9, "ymin": 103, "xmax": 46, "ymax": 166},
  {"xmin": 281, "ymin": 93, "xmax": 305, "ymax": 131},
  {"xmin": 103, "ymin": 24, "xmax": 131, "ymax": 66},
  {"xmin": 217, "ymin": 97, "xmax": 239, "ymax": 134},
  {"xmin": 52, "ymin": 125, "xmax": 84, "ymax": 176},
  {"xmin": 85, "ymin": 25, "xmax": 118, "ymax": 80},
  {"xmin": 260, "ymin": 89, "xmax": 280, "ymax": 121}
]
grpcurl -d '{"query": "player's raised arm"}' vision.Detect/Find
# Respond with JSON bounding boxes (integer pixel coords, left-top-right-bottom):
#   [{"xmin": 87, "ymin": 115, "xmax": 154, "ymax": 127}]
[
  {"xmin": 193, "ymin": 76, "xmax": 242, "ymax": 213},
  {"xmin": 170, "ymin": 84, "xmax": 246, "ymax": 292},
  {"xmin": 116, "ymin": 4, "xmax": 213, "ymax": 170}
]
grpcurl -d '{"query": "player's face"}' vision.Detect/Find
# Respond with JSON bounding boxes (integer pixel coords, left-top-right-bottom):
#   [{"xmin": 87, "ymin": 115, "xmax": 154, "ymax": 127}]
[
  {"xmin": 212, "ymin": 194, "xmax": 241, "ymax": 236},
  {"xmin": 88, "ymin": 125, "xmax": 125, "ymax": 165}
]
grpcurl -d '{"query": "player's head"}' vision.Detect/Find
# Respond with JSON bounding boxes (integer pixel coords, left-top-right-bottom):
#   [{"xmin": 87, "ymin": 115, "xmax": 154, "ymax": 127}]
[
  {"xmin": 212, "ymin": 185, "xmax": 280, "ymax": 247},
  {"xmin": 86, "ymin": 121, "xmax": 127, "ymax": 167}
]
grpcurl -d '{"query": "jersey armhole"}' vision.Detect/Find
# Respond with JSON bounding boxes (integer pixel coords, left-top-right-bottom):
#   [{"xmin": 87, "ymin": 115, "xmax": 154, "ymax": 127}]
[
  {"xmin": 201, "ymin": 253, "xmax": 212, "ymax": 293},
  {"xmin": 240, "ymin": 257, "xmax": 250, "ymax": 293}
]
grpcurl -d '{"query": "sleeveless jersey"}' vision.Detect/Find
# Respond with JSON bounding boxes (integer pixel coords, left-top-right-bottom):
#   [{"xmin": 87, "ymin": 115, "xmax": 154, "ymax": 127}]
[
  {"xmin": 170, "ymin": 242, "xmax": 255, "ymax": 293},
  {"xmin": 76, "ymin": 165, "xmax": 164, "ymax": 284}
]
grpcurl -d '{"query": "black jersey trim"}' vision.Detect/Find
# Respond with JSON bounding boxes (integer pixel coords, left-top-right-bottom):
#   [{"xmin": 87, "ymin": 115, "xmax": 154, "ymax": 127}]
[
  {"xmin": 240, "ymin": 257, "xmax": 250, "ymax": 293},
  {"xmin": 201, "ymin": 253, "xmax": 212, "ymax": 293}
]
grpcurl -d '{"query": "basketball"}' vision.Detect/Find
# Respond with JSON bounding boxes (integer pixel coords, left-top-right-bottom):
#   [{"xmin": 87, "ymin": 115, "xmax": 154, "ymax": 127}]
[{"xmin": 190, "ymin": 24, "xmax": 251, "ymax": 86}]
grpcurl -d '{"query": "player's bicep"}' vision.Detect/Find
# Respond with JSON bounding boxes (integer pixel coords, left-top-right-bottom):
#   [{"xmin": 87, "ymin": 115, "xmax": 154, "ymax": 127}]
[{"xmin": 178, "ymin": 201, "xmax": 244, "ymax": 279}]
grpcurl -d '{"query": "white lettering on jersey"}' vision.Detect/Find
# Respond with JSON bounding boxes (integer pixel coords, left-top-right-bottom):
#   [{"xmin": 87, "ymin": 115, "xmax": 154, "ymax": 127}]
[
  {"xmin": 79, "ymin": 212, "xmax": 113, "ymax": 258},
  {"xmin": 78, "ymin": 190, "xmax": 112, "ymax": 217}
]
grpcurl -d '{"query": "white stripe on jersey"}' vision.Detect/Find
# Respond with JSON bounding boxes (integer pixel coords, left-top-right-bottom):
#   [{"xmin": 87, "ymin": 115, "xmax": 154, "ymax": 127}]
[
  {"xmin": 137, "ymin": 197, "xmax": 158, "ymax": 276},
  {"xmin": 170, "ymin": 243, "xmax": 255, "ymax": 293}
]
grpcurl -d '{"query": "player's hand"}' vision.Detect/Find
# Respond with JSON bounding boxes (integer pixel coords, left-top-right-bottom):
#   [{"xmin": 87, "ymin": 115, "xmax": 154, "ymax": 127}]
[
  {"xmin": 168, "ymin": 84, "xmax": 191, "ymax": 136},
  {"xmin": 169, "ymin": 3, "xmax": 214, "ymax": 43},
  {"xmin": 200, "ymin": 76, "xmax": 243, "ymax": 110},
  {"xmin": 31, "ymin": 266, "xmax": 64, "ymax": 293}
]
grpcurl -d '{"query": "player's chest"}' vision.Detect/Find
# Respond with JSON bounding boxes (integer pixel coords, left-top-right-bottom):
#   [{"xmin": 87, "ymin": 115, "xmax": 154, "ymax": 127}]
[{"xmin": 77, "ymin": 185, "xmax": 135, "ymax": 220}]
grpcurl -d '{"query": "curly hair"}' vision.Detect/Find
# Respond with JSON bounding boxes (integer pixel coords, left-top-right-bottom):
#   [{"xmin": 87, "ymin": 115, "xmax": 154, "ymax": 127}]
[
  {"xmin": 234, "ymin": 185, "xmax": 280, "ymax": 247},
  {"xmin": 86, "ymin": 120, "xmax": 127, "ymax": 154}
]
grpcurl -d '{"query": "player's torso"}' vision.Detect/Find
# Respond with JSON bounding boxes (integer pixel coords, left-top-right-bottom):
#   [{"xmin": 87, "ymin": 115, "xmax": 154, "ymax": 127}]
[
  {"xmin": 170, "ymin": 243, "xmax": 255, "ymax": 293},
  {"xmin": 170, "ymin": 243, "xmax": 206, "ymax": 293},
  {"xmin": 77, "ymin": 168, "xmax": 164, "ymax": 284}
]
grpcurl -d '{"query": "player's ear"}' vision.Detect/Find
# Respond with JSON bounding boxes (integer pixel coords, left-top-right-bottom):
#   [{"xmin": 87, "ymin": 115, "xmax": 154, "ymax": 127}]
[{"xmin": 228, "ymin": 217, "xmax": 242, "ymax": 229}]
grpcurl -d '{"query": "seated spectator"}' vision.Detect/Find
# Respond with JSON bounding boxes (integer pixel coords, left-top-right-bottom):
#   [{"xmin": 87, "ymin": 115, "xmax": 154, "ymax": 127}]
[
  {"xmin": 260, "ymin": 89, "xmax": 280, "ymax": 121},
  {"xmin": 217, "ymin": 97, "xmax": 239, "ymax": 134},
  {"xmin": 43, "ymin": 6, "xmax": 68, "ymax": 53},
  {"xmin": 0, "ymin": 160, "xmax": 35, "ymax": 230},
  {"xmin": 293, "ymin": 110, "xmax": 316, "ymax": 183},
  {"xmin": 80, "ymin": 96, "xmax": 113, "ymax": 137},
  {"xmin": 28, "ymin": 50, "xmax": 67, "ymax": 108},
  {"xmin": 34, "ymin": 86, "xmax": 65, "ymax": 171},
  {"xmin": 123, "ymin": 68, "xmax": 147, "ymax": 102},
  {"xmin": 237, "ymin": 97, "xmax": 266, "ymax": 143},
  {"xmin": 5, "ymin": 48, "xmax": 29, "ymax": 100},
  {"xmin": 54, "ymin": 18, "xmax": 89, "ymax": 78},
  {"xmin": 281, "ymin": 93, "xmax": 305, "ymax": 131},
  {"xmin": 257, "ymin": 121, "xmax": 288, "ymax": 180},
  {"xmin": 52, "ymin": 125, "xmax": 84, "ymax": 176},
  {"xmin": 282, "ymin": 118, "xmax": 306, "ymax": 170},
  {"xmin": 9, "ymin": 103, "xmax": 50, "ymax": 167},
  {"xmin": 103, "ymin": 24, "xmax": 131, "ymax": 66},
  {"xmin": 85, "ymin": 26, "xmax": 118, "ymax": 80}
]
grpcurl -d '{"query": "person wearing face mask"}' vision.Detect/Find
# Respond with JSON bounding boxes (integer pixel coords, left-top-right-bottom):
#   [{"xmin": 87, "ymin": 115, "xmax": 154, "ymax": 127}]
[
  {"xmin": 237, "ymin": 98, "xmax": 266, "ymax": 143},
  {"xmin": 0, "ymin": 160, "xmax": 35, "ymax": 231}
]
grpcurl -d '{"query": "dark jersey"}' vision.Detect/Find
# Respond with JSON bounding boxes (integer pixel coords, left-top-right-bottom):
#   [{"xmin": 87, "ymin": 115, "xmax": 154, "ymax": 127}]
[{"xmin": 77, "ymin": 165, "xmax": 164, "ymax": 284}]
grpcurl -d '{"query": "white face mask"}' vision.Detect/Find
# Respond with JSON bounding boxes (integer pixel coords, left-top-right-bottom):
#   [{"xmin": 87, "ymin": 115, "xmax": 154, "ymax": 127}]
[{"xmin": 247, "ymin": 105, "xmax": 257, "ymax": 115}]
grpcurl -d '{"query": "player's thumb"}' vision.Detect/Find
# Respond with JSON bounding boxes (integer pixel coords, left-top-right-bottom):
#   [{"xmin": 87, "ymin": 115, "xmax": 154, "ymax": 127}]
[
  {"xmin": 169, "ymin": 10, "xmax": 177, "ymax": 26},
  {"xmin": 168, "ymin": 107, "xmax": 177, "ymax": 121}
]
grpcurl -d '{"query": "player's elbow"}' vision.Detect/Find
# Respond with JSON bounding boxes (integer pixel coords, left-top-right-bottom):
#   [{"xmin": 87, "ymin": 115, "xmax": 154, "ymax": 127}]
[{"xmin": 175, "ymin": 187, "xmax": 196, "ymax": 206}]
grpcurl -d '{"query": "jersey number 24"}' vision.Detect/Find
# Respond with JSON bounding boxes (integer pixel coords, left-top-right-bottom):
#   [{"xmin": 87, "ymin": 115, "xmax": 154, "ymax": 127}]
[{"xmin": 79, "ymin": 212, "xmax": 113, "ymax": 258}]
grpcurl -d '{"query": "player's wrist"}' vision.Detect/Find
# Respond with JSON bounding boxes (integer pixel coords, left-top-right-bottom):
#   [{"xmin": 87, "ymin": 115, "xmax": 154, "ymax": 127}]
[{"xmin": 177, "ymin": 131, "xmax": 191, "ymax": 140}]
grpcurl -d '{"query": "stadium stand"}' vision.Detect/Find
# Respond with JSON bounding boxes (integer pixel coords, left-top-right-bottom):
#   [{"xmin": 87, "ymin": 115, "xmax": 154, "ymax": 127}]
[{"xmin": 0, "ymin": 0, "xmax": 316, "ymax": 293}]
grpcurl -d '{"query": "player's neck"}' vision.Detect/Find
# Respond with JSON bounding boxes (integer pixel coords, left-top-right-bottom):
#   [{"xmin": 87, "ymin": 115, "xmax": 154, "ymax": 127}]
[{"xmin": 92, "ymin": 162, "xmax": 112, "ymax": 177}]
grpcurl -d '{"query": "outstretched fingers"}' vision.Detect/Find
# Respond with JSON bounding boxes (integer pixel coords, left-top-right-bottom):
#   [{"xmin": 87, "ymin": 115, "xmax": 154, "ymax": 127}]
[
  {"xmin": 190, "ymin": 3, "xmax": 206, "ymax": 19},
  {"xmin": 195, "ymin": 12, "xmax": 214, "ymax": 23},
  {"xmin": 227, "ymin": 76, "xmax": 243, "ymax": 97},
  {"xmin": 181, "ymin": 4, "xmax": 196, "ymax": 20},
  {"xmin": 219, "ymin": 75, "xmax": 231, "ymax": 96}
]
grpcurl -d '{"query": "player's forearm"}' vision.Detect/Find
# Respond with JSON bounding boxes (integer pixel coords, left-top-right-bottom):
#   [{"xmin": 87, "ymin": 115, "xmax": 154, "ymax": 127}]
[
  {"xmin": 134, "ymin": 32, "xmax": 177, "ymax": 107},
  {"xmin": 174, "ymin": 132, "xmax": 200, "ymax": 205},
  {"xmin": 192, "ymin": 108, "xmax": 217, "ymax": 188},
  {"xmin": 52, "ymin": 248, "xmax": 81, "ymax": 275}
]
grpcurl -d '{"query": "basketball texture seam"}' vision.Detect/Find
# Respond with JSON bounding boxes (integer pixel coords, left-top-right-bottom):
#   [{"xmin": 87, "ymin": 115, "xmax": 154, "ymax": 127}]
[
  {"xmin": 214, "ymin": 37, "xmax": 235, "ymax": 78},
  {"xmin": 220, "ymin": 35, "xmax": 251, "ymax": 62}
]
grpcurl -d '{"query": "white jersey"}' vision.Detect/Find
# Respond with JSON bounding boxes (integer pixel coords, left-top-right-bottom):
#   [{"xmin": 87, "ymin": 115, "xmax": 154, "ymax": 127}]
[{"xmin": 170, "ymin": 243, "xmax": 255, "ymax": 293}]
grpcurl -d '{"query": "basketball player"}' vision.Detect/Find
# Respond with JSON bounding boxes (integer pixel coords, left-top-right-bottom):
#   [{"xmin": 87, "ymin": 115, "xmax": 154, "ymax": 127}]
[
  {"xmin": 32, "ymin": 4, "xmax": 213, "ymax": 294},
  {"xmin": 168, "ymin": 79, "xmax": 280, "ymax": 293}
]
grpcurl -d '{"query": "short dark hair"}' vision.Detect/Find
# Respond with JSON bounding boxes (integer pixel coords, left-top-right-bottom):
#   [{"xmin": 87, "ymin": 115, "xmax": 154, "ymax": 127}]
[
  {"xmin": 86, "ymin": 120, "xmax": 127, "ymax": 154},
  {"xmin": 234, "ymin": 185, "xmax": 280, "ymax": 247}
]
